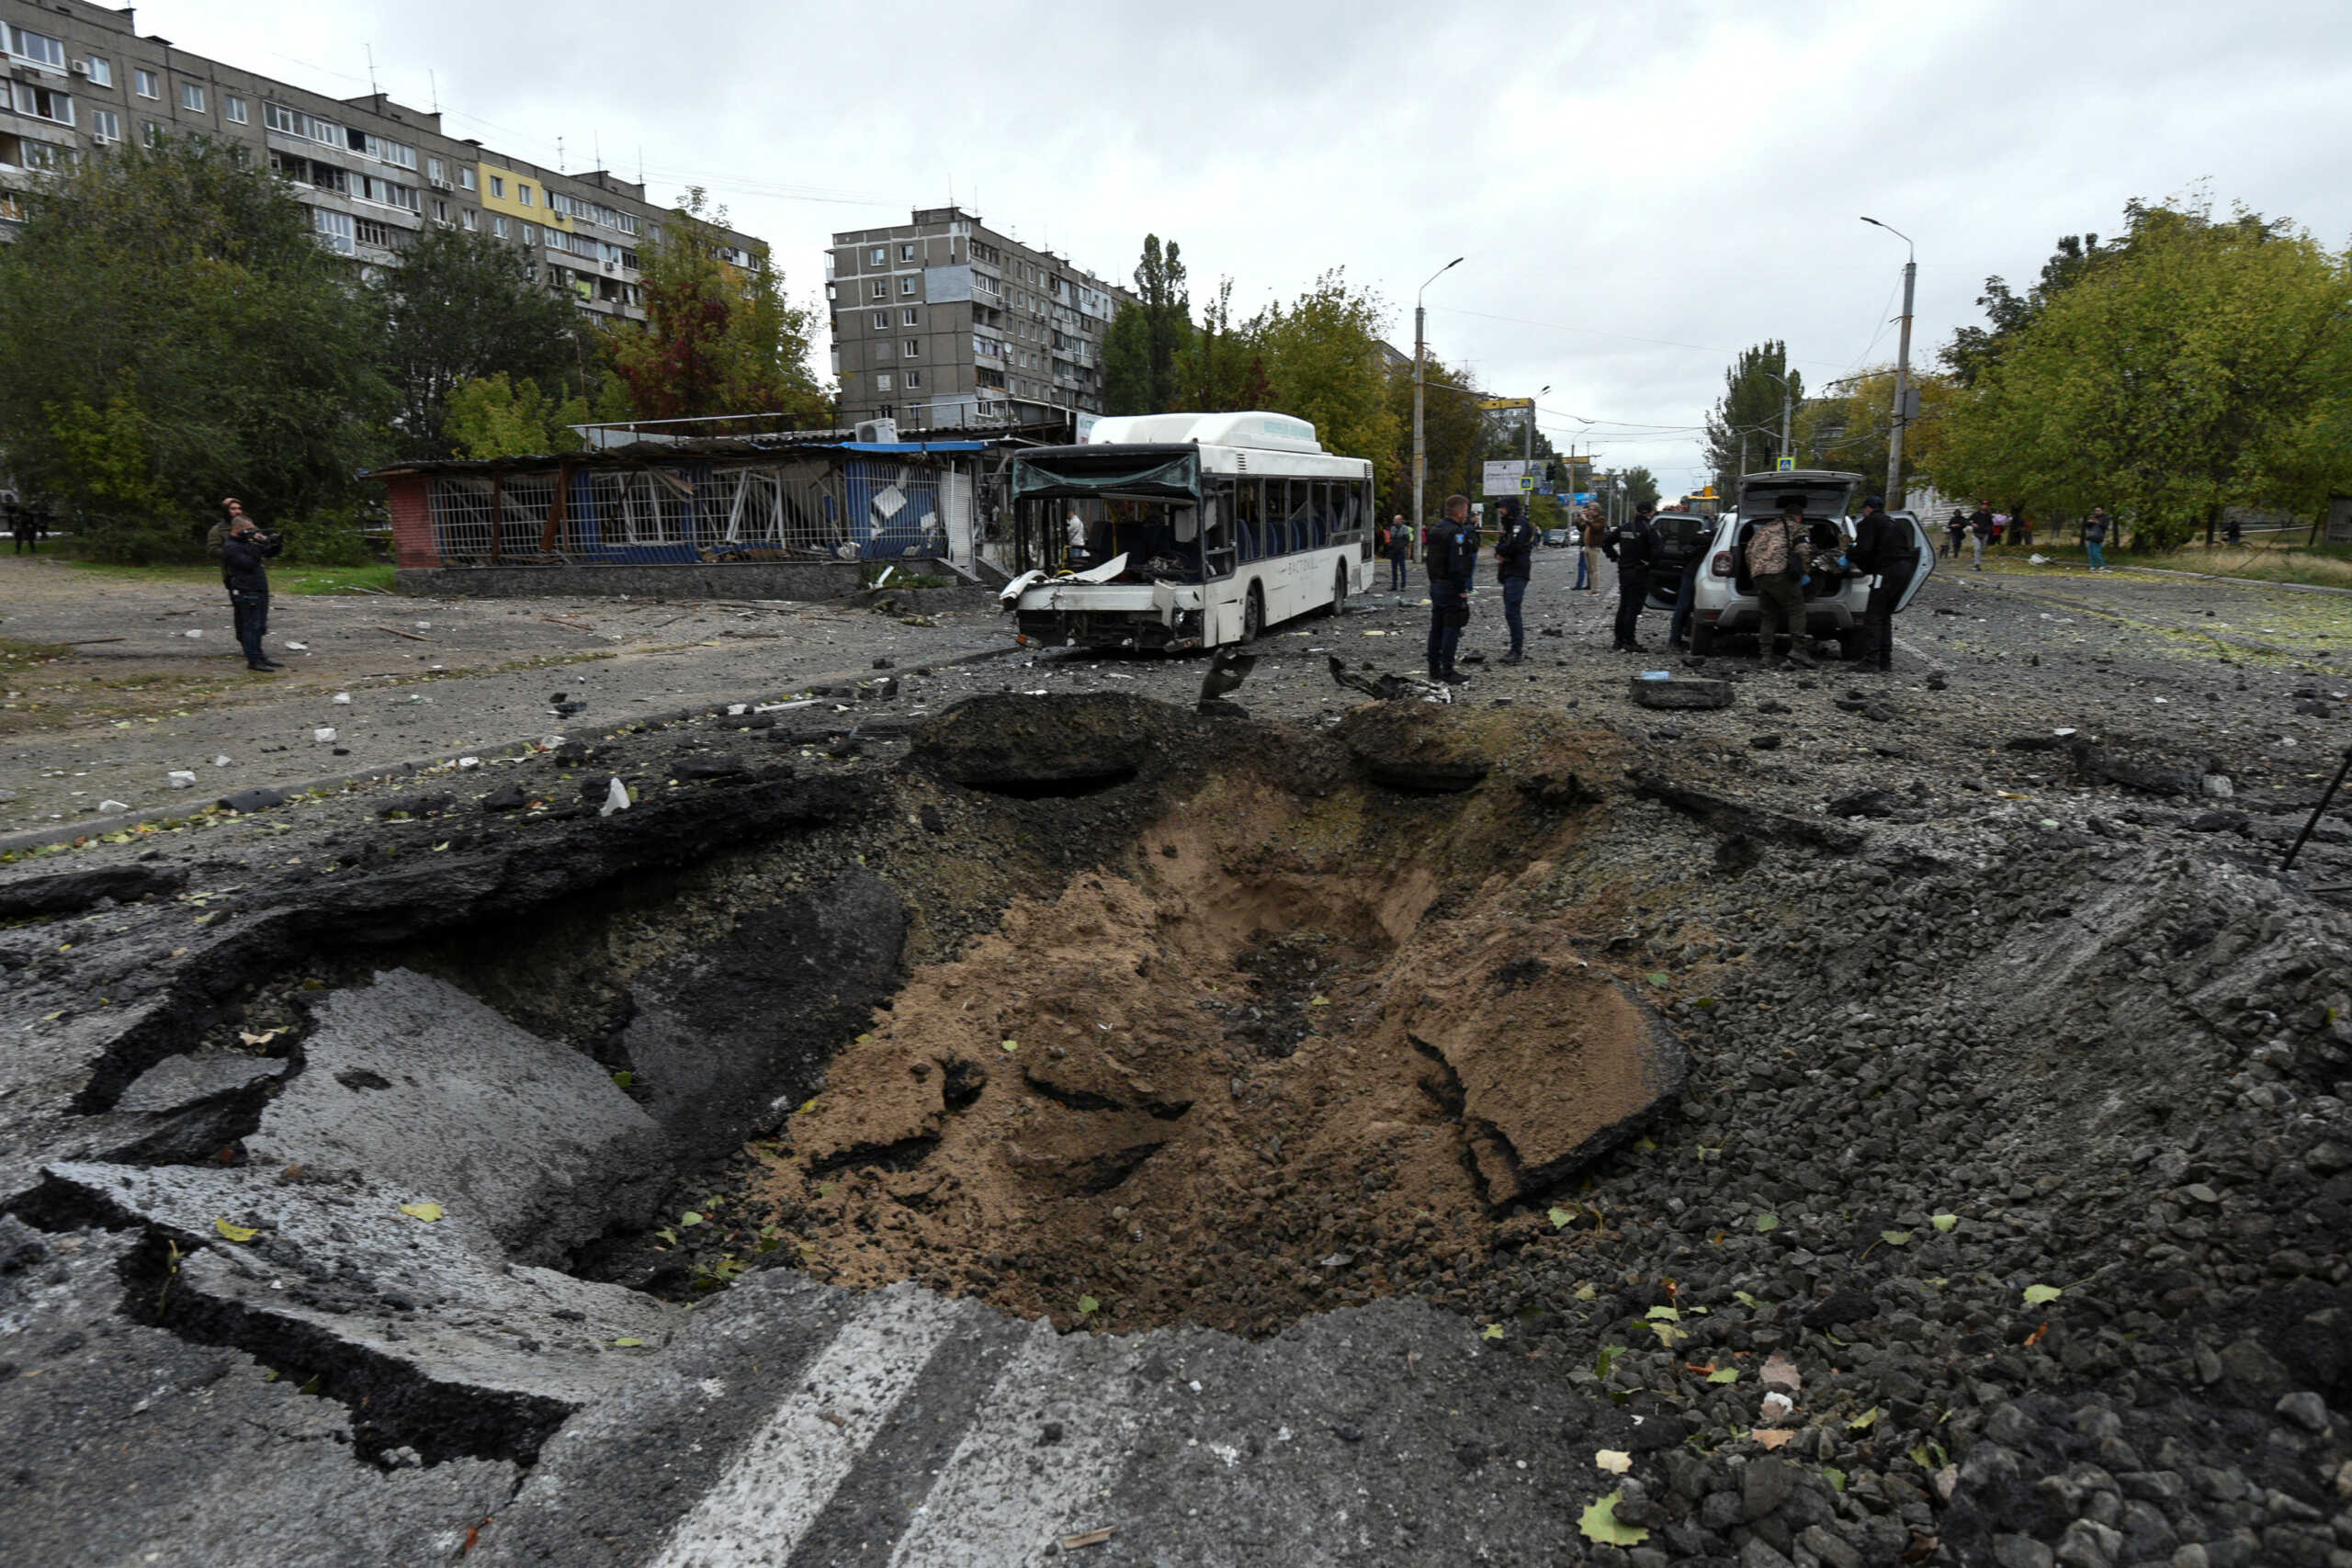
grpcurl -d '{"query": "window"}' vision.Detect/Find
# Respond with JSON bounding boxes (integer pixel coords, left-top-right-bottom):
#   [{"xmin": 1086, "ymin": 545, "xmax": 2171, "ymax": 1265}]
[
  {"xmin": 8, "ymin": 27, "xmax": 66, "ymax": 70},
  {"xmin": 426, "ymin": 156, "xmax": 446, "ymax": 184},
  {"xmin": 263, "ymin": 103, "xmax": 340, "ymax": 144},
  {"xmin": 868, "ymin": 246, "xmax": 885, "ymax": 265},
  {"xmin": 459, "ymin": 208, "xmax": 476, "ymax": 231},
  {"xmin": 356, "ymin": 218, "xmax": 392, "ymax": 249},
  {"xmin": 431, "ymin": 197, "xmax": 448, "ymax": 222},
  {"xmin": 616, "ymin": 212, "xmax": 635, "ymax": 236},
  {"xmin": 489, "ymin": 175, "xmax": 504, "ymax": 198},
  {"xmin": 901, "ymin": 308, "xmax": 919, "ymax": 326},
  {"xmin": 17, "ymin": 85, "xmax": 73, "ymax": 126},
  {"xmin": 458, "ymin": 166, "xmax": 475, "ymax": 191},
  {"xmin": 179, "ymin": 82, "xmax": 207, "ymax": 113},
  {"xmin": 875, "ymin": 373, "xmax": 892, "ymax": 392},
  {"xmin": 141, "ymin": 119, "xmax": 165, "ymax": 148},
  {"xmin": 616, "ymin": 247, "xmax": 637, "ymax": 270},
  {"xmin": 306, "ymin": 159, "xmax": 346, "ymax": 194},
  {"xmin": 89, "ymin": 109, "xmax": 119, "ymax": 144},
  {"xmin": 352, "ymin": 131, "xmax": 414, "ymax": 169},
  {"xmin": 905, "ymin": 370, "xmax": 922, "ymax": 389},
  {"xmin": 311, "ymin": 208, "xmax": 356, "ymax": 255},
  {"xmin": 899, "ymin": 276, "xmax": 916, "ymax": 297},
  {"xmin": 903, "ymin": 339, "xmax": 919, "ymax": 357},
  {"xmin": 492, "ymin": 215, "xmax": 507, "ymax": 239},
  {"xmin": 869, "ymin": 280, "xmax": 886, "ymax": 299},
  {"xmin": 356, "ymin": 175, "xmax": 420, "ymax": 212},
  {"xmin": 224, "ymin": 95, "xmax": 247, "ymax": 125},
  {"xmin": 85, "ymin": 56, "xmax": 112, "ymax": 88},
  {"xmin": 516, "ymin": 182, "xmax": 532, "ymax": 206},
  {"xmin": 5, "ymin": 137, "xmax": 69, "ymax": 172},
  {"xmin": 520, "ymin": 223, "xmax": 536, "ymax": 244},
  {"xmin": 134, "ymin": 68, "xmax": 160, "ymax": 99},
  {"xmin": 870, "ymin": 310, "xmax": 888, "ymax": 330},
  {"xmin": 899, "ymin": 243, "xmax": 915, "ymax": 261}
]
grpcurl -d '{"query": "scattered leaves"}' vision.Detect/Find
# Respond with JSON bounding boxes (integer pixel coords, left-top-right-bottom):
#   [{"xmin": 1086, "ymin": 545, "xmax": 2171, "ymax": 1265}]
[
  {"xmin": 1708, "ymin": 1368, "xmax": 1740, "ymax": 1384},
  {"xmin": 1000, "ymin": 1038, "xmax": 1020, "ymax": 1053},
  {"xmin": 238, "ymin": 1028, "xmax": 284, "ymax": 1047},
  {"xmin": 1482, "ymin": 1323, "xmax": 1506, "ymax": 1341},
  {"xmin": 611, "ymin": 1070, "xmax": 633, "ymax": 1089},
  {"xmin": 1573, "ymin": 1281, "xmax": 1597, "ymax": 1301},
  {"xmin": 1880, "ymin": 1229, "xmax": 1913, "ymax": 1247},
  {"xmin": 1751, "ymin": 1427, "xmax": 1795, "ymax": 1450},
  {"xmin": 2022, "ymin": 1283, "xmax": 2064, "ymax": 1306},
  {"xmin": 1645, "ymin": 1305, "xmax": 1680, "ymax": 1322},
  {"xmin": 398, "ymin": 1201, "xmax": 444, "ymax": 1223},
  {"xmin": 1824, "ymin": 1467, "xmax": 1847, "ymax": 1493},
  {"xmin": 1849, "ymin": 1406, "xmax": 1881, "ymax": 1430},
  {"xmin": 1931, "ymin": 1213, "xmax": 1959, "ymax": 1233},
  {"xmin": 1078, "ymin": 1294, "xmax": 1100, "ymax": 1316},
  {"xmin": 1594, "ymin": 1450, "xmax": 1633, "ymax": 1474},
  {"xmin": 1578, "ymin": 1491, "xmax": 1647, "ymax": 1546},
  {"xmin": 2022, "ymin": 1321, "xmax": 2052, "ymax": 1348},
  {"xmin": 1755, "ymin": 1213, "xmax": 1779, "ymax": 1232},
  {"xmin": 213, "ymin": 1217, "xmax": 258, "ymax": 1243},
  {"xmin": 1549, "ymin": 1206, "xmax": 1574, "ymax": 1230},
  {"xmin": 1760, "ymin": 1352, "xmax": 1803, "ymax": 1390},
  {"xmin": 1645, "ymin": 971, "xmax": 1670, "ymax": 987},
  {"xmin": 1734, "ymin": 1290, "xmax": 1763, "ymax": 1309},
  {"xmin": 612, "ymin": 1337, "xmax": 646, "ymax": 1348}
]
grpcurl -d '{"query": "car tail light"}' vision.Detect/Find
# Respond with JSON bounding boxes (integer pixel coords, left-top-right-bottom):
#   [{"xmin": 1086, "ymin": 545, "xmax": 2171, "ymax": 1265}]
[{"xmin": 1710, "ymin": 551, "xmax": 1734, "ymax": 577}]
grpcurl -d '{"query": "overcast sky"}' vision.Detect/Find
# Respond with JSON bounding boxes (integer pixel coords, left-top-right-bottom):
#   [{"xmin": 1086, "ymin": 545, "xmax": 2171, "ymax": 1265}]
[{"xmin": 130, "ymin": 0, "xmax": 2352, "ymax": 494}]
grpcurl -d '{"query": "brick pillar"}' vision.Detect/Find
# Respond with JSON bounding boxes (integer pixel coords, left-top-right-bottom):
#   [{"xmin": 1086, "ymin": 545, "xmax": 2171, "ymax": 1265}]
[{"xmin": 386, "ymin": 475, "xmax": 437, "ymax": 569}]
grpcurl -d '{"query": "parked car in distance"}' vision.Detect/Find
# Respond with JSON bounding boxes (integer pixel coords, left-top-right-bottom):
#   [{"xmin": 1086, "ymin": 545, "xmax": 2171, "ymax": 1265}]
[
  {"xmin": 1679, "ymin": 470, "xmax": 1936, "ymax": 659},
  {"xmin": 1543, "ymin": 527, "xmax": 1572, "ymax": 547}
]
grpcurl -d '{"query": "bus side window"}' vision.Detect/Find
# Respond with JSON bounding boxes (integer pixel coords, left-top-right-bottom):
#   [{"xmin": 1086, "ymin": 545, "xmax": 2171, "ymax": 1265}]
[
  {"xmin": 1310, "ymin": 480, "xmax": 1331, "ymax": 549},
  {"xmin": 1204, "ymin": 480, "xmax": 1236, "ymax": 579}
]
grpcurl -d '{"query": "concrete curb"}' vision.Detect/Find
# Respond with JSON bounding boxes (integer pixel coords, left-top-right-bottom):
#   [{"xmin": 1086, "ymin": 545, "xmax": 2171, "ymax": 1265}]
[
  {"xmin": 2117, "ymin": 564, "xmax": 2352, "ymax": 598},
  {"xmin": 0, "ymin": 641, "xmax": 1026, "ymax": 859}
]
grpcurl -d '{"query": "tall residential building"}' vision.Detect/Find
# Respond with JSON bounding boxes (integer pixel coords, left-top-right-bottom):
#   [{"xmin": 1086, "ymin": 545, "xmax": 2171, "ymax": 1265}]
[
  {"xmin": 0, "ymin": 0, "xmax": 765, "ymax": 323},
  {"xmin": 828, "ymin": 207, "xmax": 1132, "ymax": 430}
]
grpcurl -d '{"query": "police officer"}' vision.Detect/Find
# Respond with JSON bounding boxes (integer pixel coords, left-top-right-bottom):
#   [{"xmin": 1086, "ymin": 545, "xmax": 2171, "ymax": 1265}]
[
  {"xmin": 1602, "ymin": 502, "xmax": 1658, "ymax": 652},
  {"xmin": 219, "ymin": 500, "xmax": 284, "ymax": 672},
  {"xmin": 1425, "ymin": 493, "xmax": 1477, "ymax": 684},
  {"xmin": 1847, "ymin": 496, "xmax": 1914, "ymax": 672},
  {"xmin": 1492, "ymin": 499, "xmax": 1537, "ymax": 663}
]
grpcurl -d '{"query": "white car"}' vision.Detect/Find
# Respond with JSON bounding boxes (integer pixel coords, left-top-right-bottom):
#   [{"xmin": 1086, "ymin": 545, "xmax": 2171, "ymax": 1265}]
[{"xmin": 1683, "ymin": 470, "xmax": 1935, "ymax": 659}]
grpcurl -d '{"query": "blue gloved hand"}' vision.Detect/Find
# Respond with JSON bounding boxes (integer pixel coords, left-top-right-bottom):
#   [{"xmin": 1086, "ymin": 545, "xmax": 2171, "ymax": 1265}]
[
  {"xmin": 1836, "ymin": 555, "xmax": 1851, "ymax": 570},
  {"xmin": 1799, "ymin": 574, "xmax": 1812, "ymax": 588}
]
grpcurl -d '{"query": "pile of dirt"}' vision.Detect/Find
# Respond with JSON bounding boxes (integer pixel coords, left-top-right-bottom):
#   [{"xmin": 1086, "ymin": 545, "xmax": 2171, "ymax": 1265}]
[{"xmin": 750, "ymin": 769, "xmax": 1683, "ymax": 1337}]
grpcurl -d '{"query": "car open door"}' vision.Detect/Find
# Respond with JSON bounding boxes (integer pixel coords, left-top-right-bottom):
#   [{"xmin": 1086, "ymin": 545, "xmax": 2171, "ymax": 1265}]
[{"xmin": 1892, "ymin": 511, "xmax": 1936, "ymax": 609}]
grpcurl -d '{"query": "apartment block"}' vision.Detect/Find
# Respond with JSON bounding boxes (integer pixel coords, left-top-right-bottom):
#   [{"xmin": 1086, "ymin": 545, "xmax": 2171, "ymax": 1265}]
[
  {"xmin": 829, "ymin": 207, "xmax": 1131, "ymax": 430},
  {"xmin": 0, "ymin": 0, "xmax": 765, "ymax": 323}
]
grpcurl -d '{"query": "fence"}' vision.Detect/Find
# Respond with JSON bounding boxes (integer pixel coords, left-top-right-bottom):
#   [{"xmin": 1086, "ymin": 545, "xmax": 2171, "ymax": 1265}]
[{"xmin": 423, "ymin": 457, "xmax": 884, "ymax": 565}]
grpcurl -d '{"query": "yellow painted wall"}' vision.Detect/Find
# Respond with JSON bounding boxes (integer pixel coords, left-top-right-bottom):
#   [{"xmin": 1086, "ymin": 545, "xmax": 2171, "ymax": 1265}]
[{"xmin": 475, "ymin": 162, "xmax": 570, "ymax": 229}]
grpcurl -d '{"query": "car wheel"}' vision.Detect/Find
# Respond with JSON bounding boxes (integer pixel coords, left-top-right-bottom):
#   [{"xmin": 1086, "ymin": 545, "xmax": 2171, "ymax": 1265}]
[
  {"xmin": 1239, "ymin": 584, "xmax": 1264, "ymax": 644},
  {"xmin": 1690, "ymin": 622, "xmax": 1715, "ymax": 656}
]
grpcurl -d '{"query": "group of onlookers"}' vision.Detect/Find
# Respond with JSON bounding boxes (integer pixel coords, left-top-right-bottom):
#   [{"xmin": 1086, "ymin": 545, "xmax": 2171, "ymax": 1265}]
[{"xmin": 1940, "ymin": 503, "xmax": 2117, "ymax": 571}]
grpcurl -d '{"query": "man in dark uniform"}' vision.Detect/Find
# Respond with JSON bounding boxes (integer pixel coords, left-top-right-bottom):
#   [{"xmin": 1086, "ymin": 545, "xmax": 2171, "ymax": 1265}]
[
  {"xmin": 220, "ymin": 503, "xmax": 284, "ymax": 672},
  {"xmin": 1602, "ymin": 502, "xmax": 1657, "ymax": 652},
  {"xmin": 1424, "ymin": 493, "xmax": 1477, "ymax": 684},
  {"xmin": 1492, "ymin": 500, "xmax": 1537, "ymax": 663},
  {"xmin": 1847, "ymin": 495, "xmax": 1915, "ymax": 672}
]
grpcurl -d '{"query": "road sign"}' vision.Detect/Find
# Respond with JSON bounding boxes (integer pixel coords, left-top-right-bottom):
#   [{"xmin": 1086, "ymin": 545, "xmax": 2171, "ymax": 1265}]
[
  {"xmin": 1519, "ymin": 475, "xmax": 1536, "ymax": 492},
  {"xmin": 1775, "ymin": 457, "xmax": 1796, "ymax": 472},
  {"xmin": 1476, "ymin": 397, "xmax": 1535, "ymax": 411}
]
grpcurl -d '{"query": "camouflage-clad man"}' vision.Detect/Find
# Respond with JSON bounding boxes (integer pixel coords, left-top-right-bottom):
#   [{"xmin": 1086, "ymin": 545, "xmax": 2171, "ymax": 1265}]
[{"xmin": 1745, "ymin": 494, "xmax": 1816, "ymax": 669}]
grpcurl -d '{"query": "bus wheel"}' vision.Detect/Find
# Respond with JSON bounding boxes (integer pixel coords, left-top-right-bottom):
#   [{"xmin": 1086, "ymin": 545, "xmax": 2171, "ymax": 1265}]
[
  {"xmin": 1239, "ymin": 584, "xmax": 1264, "ymax": 644},
  {"xmin": 1325, "ymin": 567, "xmax": 1348, "ymax": 617}
]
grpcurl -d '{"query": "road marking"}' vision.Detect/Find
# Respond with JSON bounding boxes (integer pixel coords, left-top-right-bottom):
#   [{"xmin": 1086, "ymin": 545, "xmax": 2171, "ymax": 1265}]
[
  {"xmin": 887, "ymin": 1321, "xmax": 1136, "ymax": 1568},
  {"xmin": 649, "ymin": 1286, "xmax": 958, "ymax": 1568}
]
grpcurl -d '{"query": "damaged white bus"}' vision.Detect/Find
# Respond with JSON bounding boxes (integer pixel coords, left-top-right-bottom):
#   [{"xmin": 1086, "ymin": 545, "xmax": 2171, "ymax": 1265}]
[{"xmin": 998, "ymin": 412, "xmax": 1374, "ymax": 651}]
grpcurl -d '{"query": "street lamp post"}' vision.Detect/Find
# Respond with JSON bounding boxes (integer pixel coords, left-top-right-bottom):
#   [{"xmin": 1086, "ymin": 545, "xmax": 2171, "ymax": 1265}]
[
  {"xmin": 1412, "ymin": 256, "xmax": 1464, "ymax": 543},
  {"xmin": 1861, "ymin": 217, "xmax": 1917, "ymax": 508}
]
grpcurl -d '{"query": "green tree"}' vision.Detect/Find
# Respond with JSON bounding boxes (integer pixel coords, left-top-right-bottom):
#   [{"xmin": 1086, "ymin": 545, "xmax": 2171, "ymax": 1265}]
[
  {"xmin": 1102, "ymin": 303, "xmax": 1149, "ymax": 415},
  {"xmin": 1177, "ymin": 276, "xmax": 1269, "ymax": 412},
  {"xmin": 606, "ymin": 187, "xmax": 827, "ymax": 421},
  {"xmin": 1382, "ymin": 354, "xmax": 1483, "ymax": 522},
  {"xmin": 1620, "ymin": 466, "xmax": 1660, "ymax": 512},
  {"xmin": 1248, "ymin": 271, "xmax": 1400, "ymax": 492},
  {"xmin": 1934, "ymin": 200, "xmax": 2350, "ymax": 548},
  {"xmin": 444, "ymin": 374, "xmax": 590, "ymax": 458},
  {"xmin": 1942, "ymin": 233, "xmax": 2111, "ymax": 387},
  {"xmin": 0, "ymin": 138, "xmax": 390, "ymax": 559},
  {"xmin": 1702, "ymin": 343, "xmax": 1802, "ymax": 493},
  {"xmin": 376, "ymin": 224, "xmax": 583, "ymax": 457}
]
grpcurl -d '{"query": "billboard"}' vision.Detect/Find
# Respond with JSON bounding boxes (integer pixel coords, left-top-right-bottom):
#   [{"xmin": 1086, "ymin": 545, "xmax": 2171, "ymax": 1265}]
[{"xmin": 1481, "ymin": 459, "xmax": 1531, "ymax": 498}]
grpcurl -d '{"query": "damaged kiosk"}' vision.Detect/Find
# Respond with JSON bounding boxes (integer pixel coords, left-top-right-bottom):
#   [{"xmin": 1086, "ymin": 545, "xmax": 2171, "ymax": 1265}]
[{"xmin": 999, "ymin": 412, "xmax": 1374, "ymax": 650}]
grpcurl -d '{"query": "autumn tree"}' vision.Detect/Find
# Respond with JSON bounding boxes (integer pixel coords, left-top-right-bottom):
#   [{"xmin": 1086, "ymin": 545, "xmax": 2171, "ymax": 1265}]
[
  {"xmin": 1248, "ymin": 271, "xmax": 1400, "ymax": 492},
  {"xmin": 606, "ymin": 188, "xmax": 828, "ymax": 422},
  {"xmin": 376, "ymin": 224, "xmax": 582, "ymax": 457}
]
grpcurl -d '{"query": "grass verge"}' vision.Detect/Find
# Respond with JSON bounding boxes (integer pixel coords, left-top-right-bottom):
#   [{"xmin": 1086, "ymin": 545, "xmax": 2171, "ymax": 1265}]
[{"xmin": 62, "ymin": 558, "xmax": 398, "ymax": 595}]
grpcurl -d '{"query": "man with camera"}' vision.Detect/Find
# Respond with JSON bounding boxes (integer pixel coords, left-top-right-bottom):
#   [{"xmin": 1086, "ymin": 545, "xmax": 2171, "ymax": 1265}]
[{"xmin": 218, "ymin": 498, "xmax": 284, "ymax": 672}]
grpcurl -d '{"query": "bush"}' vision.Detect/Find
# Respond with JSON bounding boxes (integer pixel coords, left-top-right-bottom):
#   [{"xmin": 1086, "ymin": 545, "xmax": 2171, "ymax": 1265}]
[{"xmin": 273, "ymin": 506, "xmax": 377, "ymax": 566}]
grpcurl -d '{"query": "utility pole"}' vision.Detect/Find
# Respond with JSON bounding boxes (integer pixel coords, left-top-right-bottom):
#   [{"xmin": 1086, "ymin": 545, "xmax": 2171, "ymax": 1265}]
[
  {"xmin": 1863, "ymin": 217, "xmax": 1917, "ymax": 509},
  {"xmin": 1412, "ymin": 256, "xmax": 1464, "ymax": 543},
  {"xmin": 1524, "ymin": 386, "xmax": 1550, "ymax": 523}
]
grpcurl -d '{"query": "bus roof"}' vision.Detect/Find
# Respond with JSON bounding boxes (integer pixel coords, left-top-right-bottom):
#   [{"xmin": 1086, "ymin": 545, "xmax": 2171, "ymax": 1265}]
[{"xmin": 1083, "ymin": 411, "xmax": 1324, "ymax": 454}]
